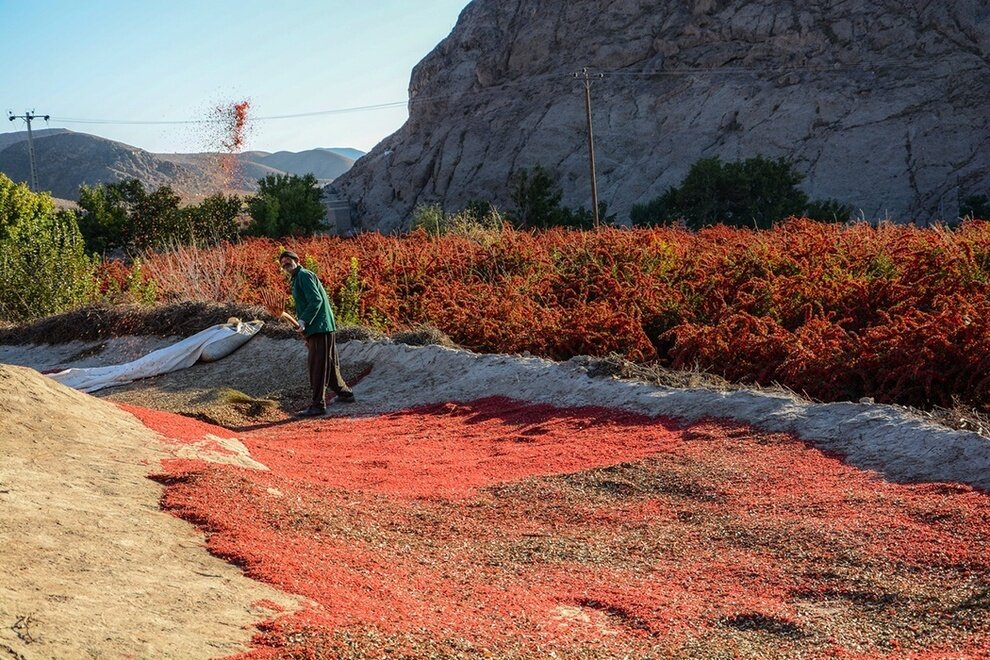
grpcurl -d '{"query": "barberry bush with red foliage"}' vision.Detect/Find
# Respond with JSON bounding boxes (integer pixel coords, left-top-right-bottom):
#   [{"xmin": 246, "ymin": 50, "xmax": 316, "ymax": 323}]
[{"xmin": 103, "ymin": 219, "xmax": 990, "ymax": 410}]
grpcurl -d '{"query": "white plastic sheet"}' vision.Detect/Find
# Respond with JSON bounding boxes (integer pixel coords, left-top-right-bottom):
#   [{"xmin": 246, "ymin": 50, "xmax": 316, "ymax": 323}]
[{"xmin": 49, "ymin": 319, "xmax": 263, "ymax": 393}]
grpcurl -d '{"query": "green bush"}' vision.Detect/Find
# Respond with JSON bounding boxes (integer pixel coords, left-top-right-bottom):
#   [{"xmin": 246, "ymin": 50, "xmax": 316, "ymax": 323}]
[
  {"xmin": 555, "ymin": 202, "xmax": 617, "ymax": 229},
  {"xmin": 630, "ymin": 156, "xmax": 850, "ymax": 229},
  {"xmin": 411, "ymin": 168, "xmax": 614, "ymax": 233},
  {"xmin": 336, "ymin": 256, "xmax": 362, "ymax": 326},
  {"xmin": 0, "ymin": 174, "xmax": 95, "ymax": 322},
  {"xmin": 629, "ymin": 195, "xmax": 671, "ymax": 227},
  {"xmin": 124, "ymin": 258, "xmax": 159, "ymax": 305},
  {"xmin": 411, "ymin": 201, "xmax": 506, "ymax": 237},
  {"xmin": 411, "ymin": 203, "xmax": 446, "ymax": 235},
  {"xmin": 805, "ymin": 198, "xmax": 853, "ymax": 224}
]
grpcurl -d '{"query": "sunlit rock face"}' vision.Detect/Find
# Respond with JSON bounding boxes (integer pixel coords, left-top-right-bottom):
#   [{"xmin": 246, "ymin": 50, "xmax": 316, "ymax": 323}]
[{"xmin": 332, "ymin": 0, "xmax": 990, "ymax": 231}]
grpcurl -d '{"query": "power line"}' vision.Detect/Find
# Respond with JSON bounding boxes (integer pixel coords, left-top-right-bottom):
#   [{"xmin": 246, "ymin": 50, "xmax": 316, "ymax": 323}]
[
  {"xmin": 49, "ymin": 100, "xmax": 411, "ymax": 125},
  {"xmin": 46, "ymin": 73, "xmax": 566, "ymax": 126}
]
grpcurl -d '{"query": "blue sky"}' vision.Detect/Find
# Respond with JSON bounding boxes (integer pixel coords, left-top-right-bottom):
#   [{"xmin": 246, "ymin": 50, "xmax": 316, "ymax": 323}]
[{"xmin": 0, "ymin": 0, "xmax": 471, "ymax": 153}]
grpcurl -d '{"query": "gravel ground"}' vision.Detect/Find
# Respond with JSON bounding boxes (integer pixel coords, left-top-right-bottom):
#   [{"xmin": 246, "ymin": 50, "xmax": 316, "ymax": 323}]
[{"xmin": 97, "ymin": 336, "xmax": 371, "ymax": 428}]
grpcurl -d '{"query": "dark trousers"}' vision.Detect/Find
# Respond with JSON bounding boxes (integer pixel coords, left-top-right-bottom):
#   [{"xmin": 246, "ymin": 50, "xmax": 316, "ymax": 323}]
[{"xmin": 305, "ymin": 332, "xmax": 350, "ymax": 405}]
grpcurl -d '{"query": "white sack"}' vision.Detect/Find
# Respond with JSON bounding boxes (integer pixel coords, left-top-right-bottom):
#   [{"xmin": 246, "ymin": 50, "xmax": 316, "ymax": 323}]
[{"xmin": 49, "ymin": 319, "xmax": 263, "ymax": 393}]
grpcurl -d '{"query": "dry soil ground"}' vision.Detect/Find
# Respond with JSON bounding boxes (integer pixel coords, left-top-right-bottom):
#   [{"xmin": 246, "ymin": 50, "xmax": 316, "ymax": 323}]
[{"xmin": 1, "ymin": 334, "xmax": 988, "ymax": 658}]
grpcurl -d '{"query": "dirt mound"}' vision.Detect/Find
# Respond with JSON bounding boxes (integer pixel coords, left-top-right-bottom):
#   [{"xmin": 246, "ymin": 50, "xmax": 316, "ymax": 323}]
[
  {"xmin": 336, "ymin": 323, "xmax": 388, "ymax": 343},
  {"xmin": 576, "ymin": 353, "xmax": 739, "ymax": 391},
  {"xmin": 1, "ymin": 303, "xmax": 406, "ymax": 347},
  {"xmin": 391, "ymin": 324, "xmax": 456, "ymax": 348},
  {"xmin": 0, "ymin": 302, "xmax": 298, "ymax": 345},
  {"xmin": 0, "ymin": 364, "xmax": 297, "ymax": 658}
]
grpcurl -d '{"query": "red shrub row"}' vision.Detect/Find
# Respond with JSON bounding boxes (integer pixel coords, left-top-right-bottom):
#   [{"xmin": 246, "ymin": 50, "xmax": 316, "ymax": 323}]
[{"xmin": 103, "ymin": 219, "xmax": 990, "ymax": 409}]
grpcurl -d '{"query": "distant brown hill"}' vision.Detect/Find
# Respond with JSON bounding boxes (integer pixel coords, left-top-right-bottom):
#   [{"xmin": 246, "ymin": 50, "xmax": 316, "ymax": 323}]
[
  {"xmin": 0, "ymin": 130, "xmax": 363, "ymax": 202},
  {"xmin": 243, "ymin": 149, "xmax": 355, "ymax": 182},
  {"xmin": 0, "ymin": 128, "xmax": 70, "ymax": 151}
]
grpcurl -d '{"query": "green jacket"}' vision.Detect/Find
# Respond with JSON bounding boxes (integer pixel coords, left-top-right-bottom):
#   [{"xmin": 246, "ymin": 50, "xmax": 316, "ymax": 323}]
[{"xmin": 290, "ymin": 267, "xmax": 336, "ymax": 335}]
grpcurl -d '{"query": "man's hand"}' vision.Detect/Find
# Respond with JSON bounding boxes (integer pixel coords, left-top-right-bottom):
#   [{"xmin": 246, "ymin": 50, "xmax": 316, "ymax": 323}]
[{"xmin": 296, "ymin": 319, "xmax": 306, "ymax": 334}]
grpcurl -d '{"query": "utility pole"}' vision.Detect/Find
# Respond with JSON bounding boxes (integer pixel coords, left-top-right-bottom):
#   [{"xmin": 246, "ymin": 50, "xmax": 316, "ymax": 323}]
[
  {"xmin": 8, "ymin": 110, "xmax": 50, "ymax": 191},
  {"xmin": 574, "ymin": 67, "xmax": 604, "ymax": 226}
]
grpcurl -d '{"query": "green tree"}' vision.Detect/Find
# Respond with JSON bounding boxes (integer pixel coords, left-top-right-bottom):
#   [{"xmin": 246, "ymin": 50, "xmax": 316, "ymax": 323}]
[
  {"xmin": 76, "ymin": 179, "xmax": 195, "ymax": 252},
  {"xmin": 508, "ymin": 166, "xmax": 565, "ymax": 229},
  {"xmin": 131, "ymin": 183, "xmax": 183, "ymax": 249},
  {"xmin": 247, "ymin": 173, "xmax": 326, "ymax": 237},
  {"xmin": 507, "ymin": 166, "xmax": 613, "ymax": 230},
  {"xmin": 410, "ymin": 201, "xmax": 507, "ymax": 238},
  {"xmin": 183, "ymin": 193, "xmax": 242, "ymax": 245},
  {"xmin": 630, "ymin": 156, "xmax": 846, "ymax": 230},
  {"xmin": 0, "ymin": 174, "xmax": 94, "ymax": 321},
  {"xmin": 76, "ymin": 178, "xmax": 144, "ymax": 254}
]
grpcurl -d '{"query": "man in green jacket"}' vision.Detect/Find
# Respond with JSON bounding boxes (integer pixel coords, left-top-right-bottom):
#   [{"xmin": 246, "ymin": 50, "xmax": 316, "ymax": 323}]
[{"xmin": 279, "ymin": 250, "xmax": 355, "ymax": 417}]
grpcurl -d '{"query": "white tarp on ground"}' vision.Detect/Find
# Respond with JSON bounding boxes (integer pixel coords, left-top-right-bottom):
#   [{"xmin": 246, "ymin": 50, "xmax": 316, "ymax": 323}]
[{"xmin": 49, "ymin": 319, "xmax": 263, "ymax": 393}]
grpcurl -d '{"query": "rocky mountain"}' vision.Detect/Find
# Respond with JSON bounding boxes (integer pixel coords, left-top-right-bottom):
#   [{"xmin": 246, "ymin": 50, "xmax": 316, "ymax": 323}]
[
  {"xmin": 0, "ymin": 132, "xmax": 199, "ymax": 200},
  {"xmin": 318, "ymin": 147, "xmax": 365, "ymax": 161},
  {"xmin": 0, "ymin": 130, "xmax": 363, "ymax": 201},
  {"xmin": 244, "ymin": 149, "xmax": 355, "ymax": 182},
  {"xmin": 331, "ymin": 0, "xmax": 990, "ymax": 231},
  {"xmin": 0, "ymin": 128, "xmax": 69, "ymax": 151}
]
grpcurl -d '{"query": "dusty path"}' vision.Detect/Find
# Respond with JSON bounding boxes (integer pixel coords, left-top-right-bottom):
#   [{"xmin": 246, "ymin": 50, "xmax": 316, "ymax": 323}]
[{"xmin": 0, "ymin": 364, "xmax": 298, "ymax": 659}]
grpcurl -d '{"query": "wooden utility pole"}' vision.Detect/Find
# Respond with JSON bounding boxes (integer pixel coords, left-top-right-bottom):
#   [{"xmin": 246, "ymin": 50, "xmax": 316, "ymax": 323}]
[
  {"xmin": 574, "ymin": 68, "xmax": 604, "ymax": 226},
  {"xmin": 8, "ymin": 111, "xmax": 50, "ymax": 191}
]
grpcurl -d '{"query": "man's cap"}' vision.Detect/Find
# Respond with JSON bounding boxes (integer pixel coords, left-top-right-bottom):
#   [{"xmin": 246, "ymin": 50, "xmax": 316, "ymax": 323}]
[{"xmin": 279, "ymin": 250, "xmax": 300, "ymax": 262}]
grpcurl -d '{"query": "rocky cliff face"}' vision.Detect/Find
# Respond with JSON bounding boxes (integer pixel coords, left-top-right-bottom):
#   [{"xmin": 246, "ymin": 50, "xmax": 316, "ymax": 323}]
[{"xmin": 332, "ymin": 0, "xmax": 990, "ymax": 231}]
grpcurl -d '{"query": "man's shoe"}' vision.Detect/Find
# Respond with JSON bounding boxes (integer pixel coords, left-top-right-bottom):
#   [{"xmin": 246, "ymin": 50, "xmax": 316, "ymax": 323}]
[
  {"xmin": 335, "ymin": 391, "xmax": 356, "ymax": 403},
  {"xmin": 294, "ymin": 404, "xmax": 327, "ymax": 417}
]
